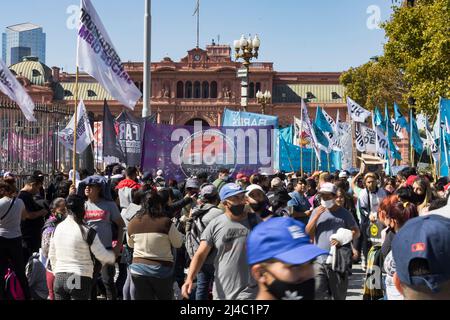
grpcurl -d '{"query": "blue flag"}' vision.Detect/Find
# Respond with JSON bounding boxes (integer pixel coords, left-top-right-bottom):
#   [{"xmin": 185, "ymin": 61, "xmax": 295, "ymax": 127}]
[
  {"xmin": 385, "ymin": 104, "xmax": 401, "ymax": 160},
  {"xmin": 279, "ymin": 126, "xmax": 294, "ymax": 145},
  {"xmin": 439, "ymin": 125, "xmax": 450, "ymax": 177},
  {"xmin": 411, "ymin": 112, "xmax": 424, "ymax": 155},
  {"xmin": 312, "ymin": 122, "xmax": 330, "ymax": 150},
  {"xmin": 394, "ymin": 103, "xmax": 409, "ymax": 132},
  {"xmin": 374, "ymin": 106, "xmax": 385, "ymax": 129},
  {"xmin": 315, "ymin": 107, "xmax": 333, "ymax": 133}
]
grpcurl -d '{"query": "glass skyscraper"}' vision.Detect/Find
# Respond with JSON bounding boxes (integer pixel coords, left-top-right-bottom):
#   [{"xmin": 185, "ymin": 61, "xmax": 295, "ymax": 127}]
[{"xmin": 2, "ymin": 23, "xmax": 46, "ymax": 66}]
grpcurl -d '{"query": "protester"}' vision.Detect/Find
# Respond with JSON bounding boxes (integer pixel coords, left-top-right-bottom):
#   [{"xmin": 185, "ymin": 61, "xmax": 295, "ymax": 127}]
[
  {"xmin": 236, "ymin": 173, "xmax": 250, "ymax": 190},
  {"xmin": 212, "ymin": 168, "xmax": 230, "ymax": 192},
  {"xmin": 41, "ymin": 197, "xmax": 67, "ymax": 300},
  {"xmin": 382, "ymin": 201, "xmax": 418, "ymax": 300},
  {"xmin": 0, "ymin": 180, "xmax": 31, "ymax": 300},
  {"xmin": 411, "ymin": 176, "xmax": 434, "ymax": 214},
  {"xmin": 246, "ymin": 186, "xmax": 273, "ymax": 221},
  {"xmin": 116, "ymin": 167, "xmax": 141, "ymax": 213},
  {"xmin": 357, "ymin": 173, "xmax": 387, "ymax": 270},
  {"xmin": 306, "ymin": 183, "xmax": 360, "ymax": 300},
  {"xmin": 81, "ymin": 175, "xmax": 125, "ymax": 300},
  {"xmin": 247, "ymin": 217, "xmax": 328, "ymax": 300},
  {"xmin": 182, "ymin": 183, "xmax": 260, "ymax": 300},
  {"xmin": 270, "ymin": 188, "xmax": 292, "ymax": 217},
  {"xmin": 185, "ymin": 184, "xmax": 223, "ymax": 300},
  {"xmin": 49, "ymin": 195, "xmax": 116, "ymax": 300},
  {"xmin": 127, "ymin": 189, "xmax": 183, "ymax": 300},
  {"xmin": 288, "ymin": 178, "xmax": 312, "ymax": 225},
  {"xmin": 392, "ymin": 215, "xmax": 450, "ymax": 300},
  {"xmin": 18, "ymin": 175, "xmax": 49, "ymax": 262}
]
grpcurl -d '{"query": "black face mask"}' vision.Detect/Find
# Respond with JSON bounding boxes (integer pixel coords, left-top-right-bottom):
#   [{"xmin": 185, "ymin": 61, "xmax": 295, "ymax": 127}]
[
  {"xmin": 413, "ymin": 192, "xmax": 426, "ymax": 204},
  {"xmin": 249, "ymin": 201, "xmax": 268, "ymax": 213},
  {"xmin": 266, "ymin": 275, "xmax": 315, "ymax": 301},
  {"xmin": 229, "ymin": 204, "xmax": 246, "ymax": 217}
]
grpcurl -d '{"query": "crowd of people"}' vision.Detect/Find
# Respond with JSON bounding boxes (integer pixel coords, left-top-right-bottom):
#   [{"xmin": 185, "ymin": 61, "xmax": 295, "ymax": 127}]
[{"xmin": 0, "ymin": 164, "xmax": 449, "ymax": 301}]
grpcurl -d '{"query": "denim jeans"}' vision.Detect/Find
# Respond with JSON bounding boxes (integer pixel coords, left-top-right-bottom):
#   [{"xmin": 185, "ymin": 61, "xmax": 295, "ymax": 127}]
[{"xmin": 195, "ymin": 263, "xmax": 214, "ymax": 300}]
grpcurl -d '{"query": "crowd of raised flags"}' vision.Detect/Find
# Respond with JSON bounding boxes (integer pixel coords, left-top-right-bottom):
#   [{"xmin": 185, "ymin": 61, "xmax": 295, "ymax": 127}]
[{"xmin": 0, "ymin": 0, "xmax": 449, "ymax": 179}]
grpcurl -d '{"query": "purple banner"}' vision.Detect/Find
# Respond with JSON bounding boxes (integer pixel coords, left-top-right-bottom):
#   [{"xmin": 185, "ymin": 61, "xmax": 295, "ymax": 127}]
[
  {"xmin": 141, "ymin": 124, "xmax": 275, "ymax": 181},
  {"xmin": 8, "ymin": 132, "xmax": 52, "ymax": 164}
]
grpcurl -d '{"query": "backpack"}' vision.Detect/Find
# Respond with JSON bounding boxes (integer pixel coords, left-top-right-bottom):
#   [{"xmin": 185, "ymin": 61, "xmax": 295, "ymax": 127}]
[
  {"xmin": 362, "ymin": 243, "xmax": 385, "ymax": 300},
  {"xmin": 4, "ymin": 268, "xmax": 25, "ymax": 301},
  {"xmin": 185, "ymin": 206, "xmax": 218, "ymax": 259}
]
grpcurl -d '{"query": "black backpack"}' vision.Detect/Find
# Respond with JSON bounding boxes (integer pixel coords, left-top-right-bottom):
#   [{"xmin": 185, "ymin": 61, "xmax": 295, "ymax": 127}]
[{"xmin": 185, "ymin": 206, "xmax": 218, "ymax": 259}]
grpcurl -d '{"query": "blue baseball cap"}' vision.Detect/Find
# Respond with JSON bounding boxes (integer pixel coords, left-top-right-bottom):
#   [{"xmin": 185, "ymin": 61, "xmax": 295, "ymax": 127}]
[
  {"xmin": 392, "ymin": 215, "xmax": 450, "ymax": 293},
  {"xmin": 247, "ymin": 217, "xmax": 328, "ymax": 265},
  {"xmin": 219, "ymin": 183, "xmax": 246, "ymax": 201}
]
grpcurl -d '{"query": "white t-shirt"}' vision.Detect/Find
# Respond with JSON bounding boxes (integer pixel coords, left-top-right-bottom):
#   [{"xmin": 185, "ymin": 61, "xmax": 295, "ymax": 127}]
[{"xmin": 0, "ymin": 197, "xmax": 25, "ymax": 239}]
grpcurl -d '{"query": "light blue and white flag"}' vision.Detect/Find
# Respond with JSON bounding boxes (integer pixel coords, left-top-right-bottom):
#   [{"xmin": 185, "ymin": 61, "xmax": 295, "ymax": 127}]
[{"xmin": 347, "ymin": 97, "xmax": 371, "ymax": 123}]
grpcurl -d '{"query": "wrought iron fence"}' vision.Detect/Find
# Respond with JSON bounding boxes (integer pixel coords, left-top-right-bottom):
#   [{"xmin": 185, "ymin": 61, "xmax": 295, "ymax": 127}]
[{"xmin": 0, "ymin": 99, "xmax": 73, "ymax": 185}]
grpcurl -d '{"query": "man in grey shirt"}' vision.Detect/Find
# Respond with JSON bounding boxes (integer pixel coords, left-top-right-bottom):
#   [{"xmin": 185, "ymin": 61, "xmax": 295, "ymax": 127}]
[
  {"xmin": 182, "ymin": 183, "xmax": 259, "ymax": 300},
  {"xmin": 306, "ymin": 183, "xmax": 360, "ymax": 300}
]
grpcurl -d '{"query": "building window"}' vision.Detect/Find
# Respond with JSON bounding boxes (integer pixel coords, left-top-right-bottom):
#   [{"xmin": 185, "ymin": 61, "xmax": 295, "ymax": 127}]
[
  {"xmin": 64, "ymin": 90, "xmax": 73, "ymax": 97},
  {"xmin": 249, "ymin": 83, "xmax": 255, "ymax": 99},
  {"xmin": 306, "ymin": 92, "xmax": 316, "ymax": 100},
  {"xmin": 256, "ymin": 82, "xmax": 261, "ymax": 95},
  {"xmin": 210, "ymin": 81, "xmax": 218, "ymax": 99},
  {"xmin": 185, "ymin": 81, "xmax": 193, "ymax": 99},
  {"xmin": 32, "ymin": 69, "xmax": 41, "ymax": 77},
  {"xmin": 177, "ymin": 81, "xmax": 184, "ymax": 98},
  {"xmin": 202, "ymin": 81, "xmax": 210, "ymax": 99},
  {"xmin": 332, "ymin": 92, "xmax": 341, "ymax": 100},
  {"xmin": 194, "ymin": 81, "xmax": 201, "ymax": 99},
  {"xmin": 87, "ymin": 90, "xmax": 97, "ymax": 97}
]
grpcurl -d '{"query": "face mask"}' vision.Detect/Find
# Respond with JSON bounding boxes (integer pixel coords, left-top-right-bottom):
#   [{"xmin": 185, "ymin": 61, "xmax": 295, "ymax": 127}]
[
  {"xmin": 249, "ymin": 200, "xmax": 268, "ymax": 213},
  {"xmin": 222, "ymin": 175, "xmax": 229, "ymax": 181},
  {"xmin": 229, "ymin": 204, "xmax": 246, "ymax": 217},
  {"xmin": 321, "ymin": 199, "xmax": 335, "ymax": 209},
  {"xmin": 265, "ymin": 274, "xmax": 315, "ymax": 301}
]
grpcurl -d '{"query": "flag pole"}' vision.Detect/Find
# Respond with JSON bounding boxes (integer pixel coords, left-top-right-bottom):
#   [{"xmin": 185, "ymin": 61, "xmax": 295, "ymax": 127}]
[
  {"xmin": 385, "ymin": 103, "xmax": 391, "ymax": 176},
  {"xmin": 300, "ymin": 100, "xmax": 304, "ymax": 176},
  {"xmin": 410, "ymin": 106, "xmax": 414, "ymax": 167},
  {"xmin": 142, "ymin": 0, "xmax": 152, "ymax": 118},
  {"xmin": 72, "ymin": 66, "xmax": 79, "ymax": 187}
]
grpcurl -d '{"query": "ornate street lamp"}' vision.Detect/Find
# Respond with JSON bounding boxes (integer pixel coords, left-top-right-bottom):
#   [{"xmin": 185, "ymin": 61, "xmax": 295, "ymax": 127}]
[
  {"xmin": 234, "ymin": 34, "xmax": 260, "ymax": 112},
  {"xmin": 256, "ymin": 90, "xmax": 271, "ymax": 115}
]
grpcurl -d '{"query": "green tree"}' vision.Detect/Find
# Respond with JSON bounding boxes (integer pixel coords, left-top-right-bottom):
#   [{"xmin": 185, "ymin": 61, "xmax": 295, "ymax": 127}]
[
  {"xmin": 340, "ymin": 60, "xmax": 406, "ymax": 110},
  {"xmin": 341, "ymin": 0, "xmax": 450, "ymax": 115},
  {"xmin": 383, "ymin": 0, "xmax": 450, "ymax": 115}
]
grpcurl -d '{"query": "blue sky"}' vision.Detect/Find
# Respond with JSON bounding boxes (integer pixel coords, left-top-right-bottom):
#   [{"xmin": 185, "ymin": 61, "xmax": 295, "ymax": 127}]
[{"xmin": 1, "ymin": 0, "xmax": 395, "ymax": 72}]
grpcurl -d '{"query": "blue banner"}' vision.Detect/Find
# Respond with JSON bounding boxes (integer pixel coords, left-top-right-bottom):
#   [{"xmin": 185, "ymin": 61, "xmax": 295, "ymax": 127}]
[
  {"xmin": 279, "ymin": 126, "xmax": 294, "ymax": 145},
  {"xmin": 222, "ymin": 108, "xmax": 279, "ymax": 128}
]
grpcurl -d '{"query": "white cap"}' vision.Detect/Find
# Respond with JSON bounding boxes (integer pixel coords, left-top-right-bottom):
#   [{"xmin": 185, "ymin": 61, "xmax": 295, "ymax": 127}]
[
  {"xmin": 156, "ymin": 169, "xmax": 163, "ymax": 176},
  {"xmin": 339, "ymin": 171, "xmax": 348, "ymax": 179},
  {"xmin": 319, "ymin": 182, "xmax": 337, "ymax": 195},
  {"xmin": 246, "ymin": 184, "xmax": 264, "ymax": 196},
  {"xmin": 271, "ymin": 177, "xmax": 283, "ymax": 188}
]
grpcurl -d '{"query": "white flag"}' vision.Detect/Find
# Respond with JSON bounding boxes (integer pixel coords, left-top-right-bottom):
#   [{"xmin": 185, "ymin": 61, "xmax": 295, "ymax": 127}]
[
  {"xmin": 58, "ymin": 100, "xmax": 94, "ymax": 154},
  {"xmin": 294, "ymin": 116, "xmax": 311, "ymax": 148},
  {"xmin": 77, "ymin": 0, "xmax": 142, "ymax": 110},
  {"xmin": 347, "ymin": 97, "xmax": 371, "ymax": 123},
  {"xmin": 301, "ymin": 99, "xmax": 321, "ymax": 162},
  {"xmin": 360, "ymin": 124, "xmax": 378, "ymax": 153},
  {"xmin": 355, "ymin": 124, "xmax": 366, "ymax": 152},
  {"xmin": 0, "ymin": 59, "xmax": 36, "ymax": 122},
  {"xmin": 391, "ymin": 118, "xmax": 405, "ymax": 139}
]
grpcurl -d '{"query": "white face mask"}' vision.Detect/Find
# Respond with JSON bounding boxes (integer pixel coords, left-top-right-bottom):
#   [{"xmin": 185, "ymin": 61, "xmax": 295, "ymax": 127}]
[{"xmin": 321, "ymin": 199, "xmax": 335, "ymax": 209}]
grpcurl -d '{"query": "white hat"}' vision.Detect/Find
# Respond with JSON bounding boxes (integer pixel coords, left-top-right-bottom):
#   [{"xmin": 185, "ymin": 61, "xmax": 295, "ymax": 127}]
[
  {"xmin": 271, "ymin": 177, "xmax": 283, "ymax": 188},
  {"xmin": 156, "ymin": 169, "xmax": 163, "ymax": 176},
  {"xmin": 319, "ymin": 182, "xmax": 337, "ymax": 195},
  {"xmin": 339, "ymin": 171, "xmax": 348, "ymax": 179},
  {"xmin": 246, "ymin": 184, "xmax": 264, "ymax": 196}
]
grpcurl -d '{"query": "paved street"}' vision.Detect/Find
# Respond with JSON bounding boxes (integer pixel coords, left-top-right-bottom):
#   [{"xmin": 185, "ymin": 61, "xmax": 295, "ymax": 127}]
[{"xmin": 347, "ymin": 263, "xmax": 365, "ymax": 300}]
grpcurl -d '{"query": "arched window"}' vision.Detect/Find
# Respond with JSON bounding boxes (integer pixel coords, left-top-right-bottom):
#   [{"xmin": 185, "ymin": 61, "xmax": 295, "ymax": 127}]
[
  {"xmin": 177, "ymin": 81, "xmax": 184, "ymax": 98},
  {"xmin": 210, "ymin": 81, "xmax": 218, "ymax": 99},
  {"xmin": 185, "ymin": 81, "xmax": 193, "ymax": 98},
  {"xmin": 194, "ymin": 81, "xmax": 201, "ymax": 99},
  {"xmin": 249, "ymin": 83, "xmax": 255, "ymax": 99},
  {"xmin": 256, "ymin": 82, "xmax": 261, "ymax": 96},
  {"xmin": 32, "ymin": 69, "xmax": 41, "ymax": 77},
  {"xmin": 202, "ymin": 81, "xmax": 209, "ymax": 99}
]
